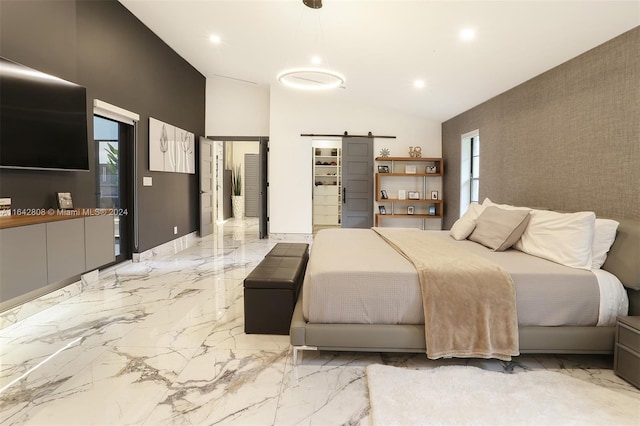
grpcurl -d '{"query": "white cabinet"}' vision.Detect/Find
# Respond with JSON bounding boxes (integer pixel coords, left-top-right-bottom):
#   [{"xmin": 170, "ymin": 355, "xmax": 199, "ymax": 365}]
[
  {"xmin": 313, "ymin": 185, "xmax": 340, "ymax": 225},
  {"xmin": 313, "ymin": 147, "xmax": 341, "ymax": 226}
]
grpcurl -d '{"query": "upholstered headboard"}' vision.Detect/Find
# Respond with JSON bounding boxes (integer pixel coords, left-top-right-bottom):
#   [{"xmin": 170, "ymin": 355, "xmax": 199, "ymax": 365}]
[{"xmin": 602, "ymin": 219, "xmax": 640, "ymax": 291}]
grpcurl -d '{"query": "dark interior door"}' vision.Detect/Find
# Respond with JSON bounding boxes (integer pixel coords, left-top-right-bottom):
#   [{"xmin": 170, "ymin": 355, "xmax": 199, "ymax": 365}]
[
  {"xmin": 223, "ymin": 169, "xmax": 232, "ymax": 219},
  {"xmin": 341, "ymin": 137, "xmax": 373, "ymax": 228},
  {"xmin": 259, "ymin": 137, "xmax": 268, "ymax": 239}
]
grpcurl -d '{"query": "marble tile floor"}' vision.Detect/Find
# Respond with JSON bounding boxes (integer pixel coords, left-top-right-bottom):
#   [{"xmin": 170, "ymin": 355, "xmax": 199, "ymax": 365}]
[{"xmin": 1, "ymin": 218, "xmax": 639, "ymax": 425}]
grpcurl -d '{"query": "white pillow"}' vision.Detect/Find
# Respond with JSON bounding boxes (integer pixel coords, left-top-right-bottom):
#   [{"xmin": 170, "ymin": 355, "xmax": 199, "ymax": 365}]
[
  {"xmin": 482, "ymin": 198, "xmax": 530, "ymax": 211},
  {"xmin": 514, "ymin": 210, "xmax": 596, "ymax": 270},
  {"xmin": 450, "ymin": 202, "xmax": 485, "ymax": 240},
  {"xmin": 591, "ymin": 218, "xmax": 619, "ymax": 269}
]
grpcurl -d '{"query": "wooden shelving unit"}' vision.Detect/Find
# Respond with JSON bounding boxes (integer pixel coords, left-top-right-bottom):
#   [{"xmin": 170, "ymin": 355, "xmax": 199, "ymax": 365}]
[{"xmin": 374, "ymin": 157, "xmax": 443, "ymax": 228}]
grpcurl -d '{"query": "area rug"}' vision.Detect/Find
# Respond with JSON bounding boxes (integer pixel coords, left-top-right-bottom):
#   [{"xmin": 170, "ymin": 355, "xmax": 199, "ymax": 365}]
[{"xmin": 366, "ymin": 364, "xmax": 639, "ymax": 425}]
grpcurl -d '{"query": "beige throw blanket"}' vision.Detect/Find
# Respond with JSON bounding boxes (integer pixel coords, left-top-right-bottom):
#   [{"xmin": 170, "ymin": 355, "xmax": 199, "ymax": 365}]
[{"xmin": 373, "ymin": 228, "xmax": 519, "ymax": 361}]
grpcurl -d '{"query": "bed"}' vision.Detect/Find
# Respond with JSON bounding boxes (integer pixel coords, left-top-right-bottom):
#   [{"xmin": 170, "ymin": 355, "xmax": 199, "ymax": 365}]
[{"xmin": 290, "ymin": 203, "xmax": 640, "ymax": 364}]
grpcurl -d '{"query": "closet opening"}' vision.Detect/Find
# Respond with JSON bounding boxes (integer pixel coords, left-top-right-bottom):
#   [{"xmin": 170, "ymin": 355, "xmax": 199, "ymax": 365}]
[{"xmin": 312, "ymin": 138, "xmax": 342, "ymax": 233}]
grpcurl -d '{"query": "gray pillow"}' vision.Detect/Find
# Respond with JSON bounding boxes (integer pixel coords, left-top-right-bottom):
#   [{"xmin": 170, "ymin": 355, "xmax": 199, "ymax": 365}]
[{"xmin": 469, "ymin": 206, "xmax": 531, "ymax": 251}]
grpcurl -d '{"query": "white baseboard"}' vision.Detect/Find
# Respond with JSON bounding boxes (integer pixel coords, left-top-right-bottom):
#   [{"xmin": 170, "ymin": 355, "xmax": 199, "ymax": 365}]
[
  {"xmin": 269, "ymin": 233, "xmax": 313, "ymax": 242},
  {"xmin": 132, "ymin": 231, "xmax": 199, "ymax": 262}
]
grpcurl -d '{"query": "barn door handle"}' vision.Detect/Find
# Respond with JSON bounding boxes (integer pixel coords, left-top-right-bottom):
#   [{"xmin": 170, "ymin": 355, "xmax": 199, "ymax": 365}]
[{"xmin": 343, "ymin": 187, "xmax": 346, "ymax": 203}]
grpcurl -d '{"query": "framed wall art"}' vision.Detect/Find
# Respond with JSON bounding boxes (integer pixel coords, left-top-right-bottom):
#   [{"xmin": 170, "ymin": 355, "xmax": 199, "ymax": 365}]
[{"xmin": 149, "ymin": 117, "xmax": 195, "ymax": 174}]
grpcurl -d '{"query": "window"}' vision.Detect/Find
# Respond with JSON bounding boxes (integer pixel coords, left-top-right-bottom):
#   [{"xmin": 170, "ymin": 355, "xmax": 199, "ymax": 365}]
[
  {"xmin": 470, "ymin": 136, "xmax": 480, "ymax": 203},
  {"xmin": 460, "ymin": 131, "xmax": 480, "ymax": 216}
]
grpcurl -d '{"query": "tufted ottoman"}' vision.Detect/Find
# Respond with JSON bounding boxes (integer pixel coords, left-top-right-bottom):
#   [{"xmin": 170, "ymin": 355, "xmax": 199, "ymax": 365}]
[{"xmin": 244, "ymin": 243, "xmax": 309, "ymax": 334}]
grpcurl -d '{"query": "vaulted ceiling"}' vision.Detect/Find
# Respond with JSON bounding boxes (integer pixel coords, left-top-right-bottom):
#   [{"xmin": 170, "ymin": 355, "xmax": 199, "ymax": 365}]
[{"xmin": 119, "ymin": 0, "xmax": 639, "ymax": 121}]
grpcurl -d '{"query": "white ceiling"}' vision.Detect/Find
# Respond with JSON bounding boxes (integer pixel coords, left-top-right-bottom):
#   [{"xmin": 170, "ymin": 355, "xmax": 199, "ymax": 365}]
[{"xmin": 119, "ymin": 0, "xmax": 639, "ymax": 122}]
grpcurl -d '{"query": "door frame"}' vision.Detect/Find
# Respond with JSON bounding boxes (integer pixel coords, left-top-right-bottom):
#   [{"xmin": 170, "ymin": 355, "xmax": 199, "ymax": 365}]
[
  {"xmin": 206, "ymin": 135, "xmax": 269, "ymax": 239},
  {"xmin": 199, "ymin": 136, "xmax": 215, "ymax": 237},
  {"xmin": 93, "ymin": 100, "xmax": 140, "ymax": 264},
  {"xmin": 93, "ymin": 116, "xmax": 136, "ymax": 264}
]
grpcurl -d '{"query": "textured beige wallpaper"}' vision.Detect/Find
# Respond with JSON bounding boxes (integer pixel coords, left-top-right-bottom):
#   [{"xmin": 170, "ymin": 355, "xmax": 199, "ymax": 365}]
[{"xmin": 442, "ymin": 27, "xmax": 639, "ymax": 229}]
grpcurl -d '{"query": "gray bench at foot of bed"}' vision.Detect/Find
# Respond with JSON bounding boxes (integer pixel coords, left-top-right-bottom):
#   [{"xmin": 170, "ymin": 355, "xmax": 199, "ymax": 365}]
[{"xmin": 244, "ymin": 243, "xmax": 309, "ymax": 335}]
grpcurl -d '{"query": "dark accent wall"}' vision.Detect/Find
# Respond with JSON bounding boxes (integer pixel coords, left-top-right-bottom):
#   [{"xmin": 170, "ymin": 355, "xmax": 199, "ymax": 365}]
[
  {"xmin": 0, "ymin": 0, "xmax": 205, "ymax": 252},
  {"xmin": 442, "ymin": 27, "xmax": 639, "ymax": 229}
]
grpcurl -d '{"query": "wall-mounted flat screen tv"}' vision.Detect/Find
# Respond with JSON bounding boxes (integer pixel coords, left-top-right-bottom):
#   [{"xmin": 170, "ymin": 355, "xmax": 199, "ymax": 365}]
[{"xmin": 0, "ymin": 57, "xmax": 89, "ymax": 171}]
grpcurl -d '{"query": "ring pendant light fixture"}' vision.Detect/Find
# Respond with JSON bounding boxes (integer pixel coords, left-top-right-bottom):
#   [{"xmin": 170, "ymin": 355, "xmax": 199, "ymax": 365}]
[{"xmin": 277, "ymin": 0, "xmax": 345, "ymax": 91}]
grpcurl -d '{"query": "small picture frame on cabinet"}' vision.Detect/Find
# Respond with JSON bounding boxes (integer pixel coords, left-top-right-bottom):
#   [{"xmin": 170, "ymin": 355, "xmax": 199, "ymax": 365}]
[
  {"xmin": 380, "ymin": 189, "xmax": 389, "ymax": 199},
  {"xmin": 426, "ymin": 165, "xmax": 437, "ymax": 174},
  {"xmin": 378, "ymin": 165, "xmax": 390, "ymax": 173},
  {"xmin": 429, "ymin": 206, "xmax": 436, "ymax": 216},
  {"xmin": 56, "ymin": 192, "xmax": 73, "ymax": 210},
  {"xmin": 407, "ymin": 206, "xmax": 415, "ymax": 215},
  {"xmin": 398, "ymin": 190, "xmax": 406, "ymax": 200},
  {"xmin": 0, "ymin": 198, "xmax": 11, "ymax": 217},
  {"xmin": 408, "ymin": 191, "xmax": 420, "ymax": 200},
  {"xmin": 379, "ymin": 205, "xmax": 387, "ymax": 215},
  {"xmin": 405, "ymin": 165, "xmax": 417, "ymax": 174},
  {"xmin": 431, "ymin": 191, "xmax": 439, "ymax": 200}
]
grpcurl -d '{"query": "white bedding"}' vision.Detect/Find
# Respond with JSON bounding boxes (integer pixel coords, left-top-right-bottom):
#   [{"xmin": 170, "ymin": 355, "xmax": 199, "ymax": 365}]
[
  {"xmin": 593, "ymin": 268, "xmax": 629, "ymax": 326},
  {"xmin": 303, "ymin": 229, "xmax": 628, "ymax": 327}
]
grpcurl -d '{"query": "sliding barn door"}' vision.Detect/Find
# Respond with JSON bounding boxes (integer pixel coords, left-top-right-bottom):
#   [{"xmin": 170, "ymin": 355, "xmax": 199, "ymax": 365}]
[{"xmin": 341, "ymin": 137, "xmax": 373, "ymax": 228}]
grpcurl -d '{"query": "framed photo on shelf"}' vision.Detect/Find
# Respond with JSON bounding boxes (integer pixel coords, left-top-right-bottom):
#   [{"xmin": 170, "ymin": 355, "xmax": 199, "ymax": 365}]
[
  {"xmin": 431, "ymin": 190, "xmax": 439, "ymax": 200},
  {"xmin": 405, "ymin": 165, "xmax": 417, "ymax": 174},
  {"xmin": 426, "ymin": 165, "xmax": 437, "ymax": 174},
  {"xmin": 379, "ymin": 205, "xmax": 387, "ymax": 215},
  {"xmin": 398, "ymin": 190, "xmax": 406, "ymax": 200},
  {"xmin": 380, "ymin": 189, "xmax": 389, "ymax": 199},
  {"xmin": 429, "ymin": 206, "xmax": 436, "ymax": 216},
  {"xmin": 56, "ymin": 192, "xmax": 73, "ymax": 209},
  {"xmin": 408, "ymin": 191, "xmax": 420, "ymax": 200},
  {"xmin": 378, "ymin": 165, "xmax": 390, "ymax": 173},
  {"xmin": 407, "ymin": 206, "xmax": 415, "ymax": 215}
]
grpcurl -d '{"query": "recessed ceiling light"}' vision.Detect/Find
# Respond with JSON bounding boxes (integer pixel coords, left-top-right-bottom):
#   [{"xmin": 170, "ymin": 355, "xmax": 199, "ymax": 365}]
[
  {"xmin": 414, "ymin": 80, "xmax": 425, "ymax": 89},
  {"xmin": 311, "ymin": 56, "xmax": 322, "ymax": 65},
  {"xmin": 460, "ymin": 28, "xmax": 476, "ymax": 41},
  {"xmin": 209, "ymin": 34, "xmax": 222, "ymax": 44}
]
